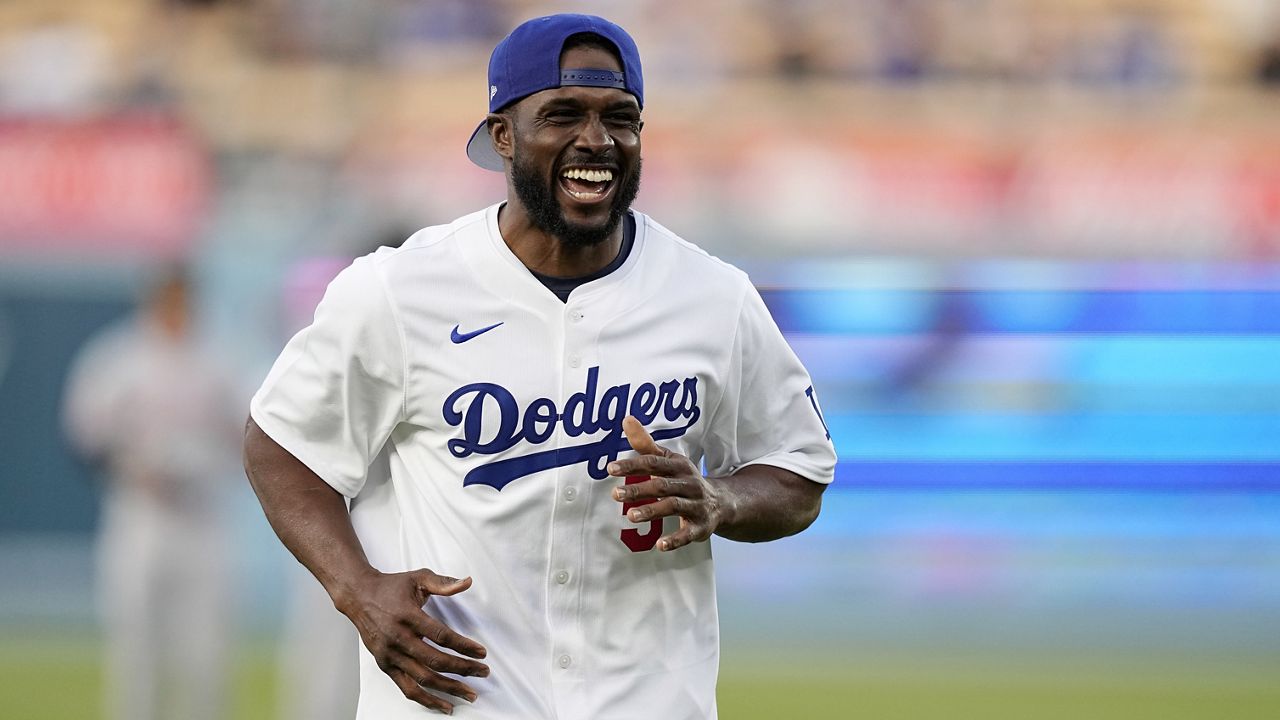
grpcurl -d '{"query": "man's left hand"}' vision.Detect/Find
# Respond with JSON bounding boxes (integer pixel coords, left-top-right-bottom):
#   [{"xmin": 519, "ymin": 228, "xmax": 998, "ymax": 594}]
[{"xmin": 607, "ymin": 416, "xmax": 736, "ymax": 552}]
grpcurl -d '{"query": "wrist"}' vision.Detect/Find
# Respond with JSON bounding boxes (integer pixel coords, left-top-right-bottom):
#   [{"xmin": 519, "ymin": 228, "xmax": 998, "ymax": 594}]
[
  {"xmin": 707, "ymin": 475, "xmax": 739, "ymax": 533},
  {"xmin": 325, "ymin": 565, "xmax": 382, "ymax": 617}
]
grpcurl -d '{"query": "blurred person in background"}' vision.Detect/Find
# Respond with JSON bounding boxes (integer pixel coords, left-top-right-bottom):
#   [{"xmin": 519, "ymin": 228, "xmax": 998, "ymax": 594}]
[
  {"xmin": 1255, "ymin": 22, "xmax": 1280, "ymax": 85},
  {"xmin": 62, "ymin": 267, "xmax": 242, "ymax": 720},
  {"xmin": 870, "ymin": 0, "xmax": 940, "ymax": 83}
]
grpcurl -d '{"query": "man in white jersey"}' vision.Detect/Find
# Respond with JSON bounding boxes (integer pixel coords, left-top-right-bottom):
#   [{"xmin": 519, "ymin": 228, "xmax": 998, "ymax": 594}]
[{"xmin": 244, "ymin": 13, "xmax": 836, "ymax": 719}]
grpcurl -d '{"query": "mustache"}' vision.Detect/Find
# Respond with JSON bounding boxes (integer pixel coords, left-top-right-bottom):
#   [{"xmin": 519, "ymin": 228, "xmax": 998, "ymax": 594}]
[{"xmin": 556, "ymin": 151, "xmax": 621, "ymax": 169}]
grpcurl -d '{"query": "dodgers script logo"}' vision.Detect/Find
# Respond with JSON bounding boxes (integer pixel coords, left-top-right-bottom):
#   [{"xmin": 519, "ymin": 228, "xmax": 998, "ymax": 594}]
[{"xmin": 443, "ymin": 366, "xmax": 701, "ymax": 491}]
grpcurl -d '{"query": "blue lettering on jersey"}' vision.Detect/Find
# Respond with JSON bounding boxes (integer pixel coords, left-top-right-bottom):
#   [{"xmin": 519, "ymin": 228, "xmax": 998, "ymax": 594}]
[
  {"xmin": 805, "ymin": 385, "xmax": 831, "ymax": 441},
  {"xmin": 443, "ymin": 366, "xmax": 701, "ymax": 491}
]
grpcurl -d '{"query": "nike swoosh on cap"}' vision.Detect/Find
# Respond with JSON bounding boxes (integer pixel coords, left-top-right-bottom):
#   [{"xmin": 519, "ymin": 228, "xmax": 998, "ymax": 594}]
[{"xmin": 451, "ymin": 322, "xmax": 504, "ymax": 344}]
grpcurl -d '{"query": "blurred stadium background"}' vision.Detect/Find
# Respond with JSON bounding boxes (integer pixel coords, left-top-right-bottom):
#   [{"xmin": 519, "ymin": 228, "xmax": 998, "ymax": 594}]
[{"xmin": 2, "ymin": 0, "xmax": 1279, "ymax": 718}]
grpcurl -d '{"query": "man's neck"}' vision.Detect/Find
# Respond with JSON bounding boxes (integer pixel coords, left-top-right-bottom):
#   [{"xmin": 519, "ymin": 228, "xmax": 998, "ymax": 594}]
[{"xmin": 497, "ymin": 200, "xmax": 624, "ymax": 279}]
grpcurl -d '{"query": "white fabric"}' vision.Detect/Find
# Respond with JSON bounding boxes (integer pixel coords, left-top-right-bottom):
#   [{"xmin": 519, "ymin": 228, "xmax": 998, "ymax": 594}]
[
  {"xmin": 63, "ymin": 319, "xmax": 241, "ymax": 720},
  {"xmin": 251, "ymin": 204, "xmax": 837, "ymax": 719}
]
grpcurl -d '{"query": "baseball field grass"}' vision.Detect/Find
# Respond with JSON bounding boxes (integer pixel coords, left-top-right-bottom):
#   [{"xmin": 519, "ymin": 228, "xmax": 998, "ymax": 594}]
[{"xmin": 4, "ymin": 633, "xmax": 1279, "ymax": 719}]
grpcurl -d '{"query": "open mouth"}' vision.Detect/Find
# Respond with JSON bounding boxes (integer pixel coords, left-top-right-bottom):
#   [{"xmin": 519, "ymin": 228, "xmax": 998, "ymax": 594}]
[{"xmin": 558, "ymin": 166, "xmax": 616, "ymax": 204}]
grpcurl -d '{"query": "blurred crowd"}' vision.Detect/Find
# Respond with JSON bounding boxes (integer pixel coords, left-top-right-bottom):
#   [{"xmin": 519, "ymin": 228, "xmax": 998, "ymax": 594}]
[
  {"xmin": 1, "ymin": 0, "xmax": 1278, "ymax": 265},
  {"xmin": 4, "ymin": 0, "xmax": 1280, "ymax": 135}
]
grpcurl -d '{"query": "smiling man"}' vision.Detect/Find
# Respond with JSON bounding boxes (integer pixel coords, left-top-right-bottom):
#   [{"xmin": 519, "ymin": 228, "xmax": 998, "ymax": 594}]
[{"xmin": 243, "ymin": 14, "xmax": 836, "ymax": 720}]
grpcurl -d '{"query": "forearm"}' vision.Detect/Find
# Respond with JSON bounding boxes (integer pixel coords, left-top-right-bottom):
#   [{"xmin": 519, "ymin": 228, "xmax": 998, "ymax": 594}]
[
  {"xmin": 242, "ymin": 417, "xmax": 376, "ymax": 612},
  {"xmin": 710, "ymin": 463, "xmax": 825, "ymax": 543},
  {"xmin": 244, "ymin": 417, "xmax": 489, "ymax": 711}
]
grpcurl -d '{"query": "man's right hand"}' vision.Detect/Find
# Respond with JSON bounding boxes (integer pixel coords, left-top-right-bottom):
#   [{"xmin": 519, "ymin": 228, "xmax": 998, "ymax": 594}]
[
  {"xmin": 243, "ymin": 420, "xmax": 489, "ymax": 714},
  {"xmin": 337, "ymin": 568, "xmax": 489, "ymax": 715}
]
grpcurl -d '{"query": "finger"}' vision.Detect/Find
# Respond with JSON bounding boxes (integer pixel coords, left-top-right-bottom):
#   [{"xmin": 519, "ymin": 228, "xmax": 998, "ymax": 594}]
[
  {"xmin": 413, "ymin": 570, "xmax": 473, "ymax": 597},
  {"xmin": 387, "ymin": 667, "xmax": 457, "ymax": 715},
  {"xmin": 607, "ymin": 453, "xmax": 692, "ymax": 479},
  {"xmin": 406, "ymin": 613, "xmax": 489, "ymax": 662},
  {"xmin": 622, "ymin": 415, "xmax": 668, "ymax": 456},
  {"xmin": 612, "ymin": 474, "xmax": 703, "ymax": 503},
  {"xmin": 657, "ymin": 519, "xmax": 712, "ymax": 552},
  {"xmin": 393, "ymin": 650, "xmax": 480, "ymax": 703},
  {"xmin": 396, "ymin": 631, "xmax": 490, "ymax": 678},
  {"xmin": 625, "ymin": 496, "xmax": 691, "ymax": 524}
]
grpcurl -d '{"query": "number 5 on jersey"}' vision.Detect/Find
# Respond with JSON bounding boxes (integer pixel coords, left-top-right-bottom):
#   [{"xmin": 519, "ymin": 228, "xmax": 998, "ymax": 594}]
[{"xmin": 620, "ymin": 475, "xmax": 661, "ymax": 552}]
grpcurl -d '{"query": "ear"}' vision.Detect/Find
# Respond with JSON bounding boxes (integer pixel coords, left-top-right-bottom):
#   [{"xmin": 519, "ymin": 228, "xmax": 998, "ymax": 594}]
[{"xmin": 487, "ymin": 112, "xmax": 514, "ymax": 164}]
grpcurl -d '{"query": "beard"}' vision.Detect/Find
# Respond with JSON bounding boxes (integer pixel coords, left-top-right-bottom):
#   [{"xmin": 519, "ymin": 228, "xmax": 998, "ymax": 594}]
[{"xmin": 511, "ymin": 153, "xmax": 642, "ymax": 248}]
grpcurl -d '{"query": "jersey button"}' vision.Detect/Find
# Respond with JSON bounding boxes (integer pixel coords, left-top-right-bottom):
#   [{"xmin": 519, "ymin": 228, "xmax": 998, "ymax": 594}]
[
  {"xmin": 568, "ymin": 354, "xmax": 581, "ymax": 368},
  {"xmin": 558, "ymin": 654, "xmax": 572, "ymax": 669},
  {"xmin": 555, "ymin": 570, "xmax": 570, "ymax": 585},
  {"xmin": 563, "ymin": 487, "xmax": 577, "ymax": 502},
  {"xmin": 569, "ymin": 310, "xmax": 584, "ymax": 322}
]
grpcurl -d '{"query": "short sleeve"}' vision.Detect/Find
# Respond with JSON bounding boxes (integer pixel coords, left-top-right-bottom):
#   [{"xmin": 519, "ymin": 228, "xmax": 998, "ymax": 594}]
[
  {"xmin": 62, "ymin": 325, "xmax": 131, "ymax": 460},
  {"xmin": 250, "ymin": 256, "xmax": 405, "ymax": 498},
  {"xmin": 701, "ymin": 284, "xmax": 837, "ymax": 485}
]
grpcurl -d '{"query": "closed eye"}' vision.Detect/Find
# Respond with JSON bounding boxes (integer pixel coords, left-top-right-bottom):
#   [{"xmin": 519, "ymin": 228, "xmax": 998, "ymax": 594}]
[
  {"xmin": 543, "ymin": 109, "xmax": 582, "ymax": 123},
  {"xmin": 608, "ymin": 113, "xmax": 641, "ymax": 126}
]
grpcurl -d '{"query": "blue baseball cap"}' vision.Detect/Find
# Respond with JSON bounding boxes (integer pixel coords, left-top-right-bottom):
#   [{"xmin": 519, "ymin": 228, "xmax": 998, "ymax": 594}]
[{"xmin": 466, "ymin": 14, "xmax": 644, "ymax": 172}]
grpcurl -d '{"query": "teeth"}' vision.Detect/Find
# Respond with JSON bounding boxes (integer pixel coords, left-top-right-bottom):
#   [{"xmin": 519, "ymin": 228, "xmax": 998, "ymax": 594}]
[{"xmin": 562, "ymin": 168, "xmax": 614, "ymax": 183}]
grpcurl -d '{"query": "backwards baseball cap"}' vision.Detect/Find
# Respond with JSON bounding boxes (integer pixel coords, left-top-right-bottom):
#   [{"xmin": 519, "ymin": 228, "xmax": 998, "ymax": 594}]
[{"xmin": 465, "ymin": 14, "xmax": 644, "ymax": 172}]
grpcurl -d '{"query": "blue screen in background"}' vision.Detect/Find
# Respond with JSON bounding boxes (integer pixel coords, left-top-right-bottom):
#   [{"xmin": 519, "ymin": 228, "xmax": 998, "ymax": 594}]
[{"xmin": 713, "ymin": 259, "xmax": 1280, "ymax": 650}]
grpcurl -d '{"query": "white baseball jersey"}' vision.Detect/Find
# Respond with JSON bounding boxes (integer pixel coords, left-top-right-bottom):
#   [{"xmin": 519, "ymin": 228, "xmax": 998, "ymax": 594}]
[{"xmin": 250, "ymin": 203, "xmax": 836, "ymax": 720}]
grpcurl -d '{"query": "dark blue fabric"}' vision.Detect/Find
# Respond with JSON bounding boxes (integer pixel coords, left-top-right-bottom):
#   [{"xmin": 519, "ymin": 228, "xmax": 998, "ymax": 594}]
[
  {"xmin": 531, "ymin": 213, "xmax": 636, "ymax": 303},
  {"xmin": 487, "ymin": 13, "xmax": 644, "ymax": 112}
]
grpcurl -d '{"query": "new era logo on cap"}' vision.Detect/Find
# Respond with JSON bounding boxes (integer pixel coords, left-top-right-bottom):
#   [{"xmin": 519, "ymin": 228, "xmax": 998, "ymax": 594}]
[{"xmin": 465, "ymin": 13, "xmax": 645, "ymax": 172}]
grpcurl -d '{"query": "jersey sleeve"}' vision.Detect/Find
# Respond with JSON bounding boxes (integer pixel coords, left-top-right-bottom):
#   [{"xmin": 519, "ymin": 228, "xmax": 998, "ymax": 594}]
[
  {"xmin": 701, "ymin": 283, "xmax": 837, "ymax": 485},
  {"xmin": 250, "ymin": 255, "xmax": 405, "ymax": 498},
  {"xmin": 62, "ymin": 326, "xmax": 130, "ymax": 462}
]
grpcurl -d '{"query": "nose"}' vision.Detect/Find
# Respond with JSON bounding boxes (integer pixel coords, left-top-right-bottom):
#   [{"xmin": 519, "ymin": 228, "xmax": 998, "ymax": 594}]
[{"xmin": 574, "ymin": 113, "xmax": 614, "ymax": 154}]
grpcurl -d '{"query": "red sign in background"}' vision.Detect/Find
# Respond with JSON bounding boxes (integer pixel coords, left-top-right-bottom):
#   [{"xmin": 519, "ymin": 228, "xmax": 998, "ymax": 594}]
[
  {"xmin": 0, "ymin": 115, "xmax": 210, "ymax": 259},
  {"xmin": 6, "ymin": 114, "xmax": 1270, "ymax": 261}
]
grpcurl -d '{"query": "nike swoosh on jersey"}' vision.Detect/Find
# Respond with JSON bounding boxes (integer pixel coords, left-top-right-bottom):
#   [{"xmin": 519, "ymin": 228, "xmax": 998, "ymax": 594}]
[{"xmin": 451, "ymin": 322, "xmax": 504, "ymax": 344}]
